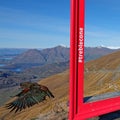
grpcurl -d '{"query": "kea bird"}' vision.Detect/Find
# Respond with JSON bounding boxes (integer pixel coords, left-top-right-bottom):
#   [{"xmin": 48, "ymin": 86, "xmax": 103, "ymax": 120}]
[{"xmin": 6, "ymin": 82, "xmax": 54, "ymax": 113}]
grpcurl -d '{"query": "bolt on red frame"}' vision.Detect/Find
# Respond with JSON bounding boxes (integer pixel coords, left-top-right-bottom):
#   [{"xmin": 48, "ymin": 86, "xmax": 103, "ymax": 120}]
[{"xmin": 69, "ymin": 0, "xmax": 120, "ymax": 120}]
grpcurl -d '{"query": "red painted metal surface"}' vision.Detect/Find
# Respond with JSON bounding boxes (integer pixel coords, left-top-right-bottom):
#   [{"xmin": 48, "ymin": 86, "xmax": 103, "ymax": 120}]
[{"xmin": 69, "ymin": 0, "xmax": 120, "ymax": 120}]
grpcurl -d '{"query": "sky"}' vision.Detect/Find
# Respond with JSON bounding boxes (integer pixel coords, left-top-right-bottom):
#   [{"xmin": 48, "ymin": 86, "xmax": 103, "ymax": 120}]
[
  {"xmin": 0, "ymin": 0, "xmax": 70, "ymax": 48},
  {"xmin": 1, "ymin": 0, "xmax": 120, "ymax": 48},
  {"xmin": 85, "ymin": 0, "xmax": 120, "ymax": 48}
]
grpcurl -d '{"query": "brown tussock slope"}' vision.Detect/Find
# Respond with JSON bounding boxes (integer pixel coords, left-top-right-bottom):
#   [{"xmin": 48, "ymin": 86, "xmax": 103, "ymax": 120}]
[
  {"xmin": 85, "ymin": 50, "xmax": 120, "ymax": 70},
  {"xmin": 84, "ymin": 50, "xmax": 120, "ymax": 97}
]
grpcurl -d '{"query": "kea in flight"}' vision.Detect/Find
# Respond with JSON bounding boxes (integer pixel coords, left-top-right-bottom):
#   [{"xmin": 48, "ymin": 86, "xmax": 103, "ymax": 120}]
[{"xmin": 6, "ymin": 82, "xmax": 54, "ymax": 113}]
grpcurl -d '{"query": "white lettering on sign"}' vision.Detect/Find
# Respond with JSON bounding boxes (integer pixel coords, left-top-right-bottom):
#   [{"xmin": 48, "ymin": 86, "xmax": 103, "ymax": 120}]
[{"xmin": 78, "ymin": 27, "xmax": 84, "ymax": 63}]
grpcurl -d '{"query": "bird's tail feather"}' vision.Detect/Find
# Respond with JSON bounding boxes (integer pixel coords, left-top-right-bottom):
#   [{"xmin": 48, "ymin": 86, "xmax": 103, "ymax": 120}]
[{"xmin": 47, "ymin": 90, "xmax": 54, "ymax": 98}]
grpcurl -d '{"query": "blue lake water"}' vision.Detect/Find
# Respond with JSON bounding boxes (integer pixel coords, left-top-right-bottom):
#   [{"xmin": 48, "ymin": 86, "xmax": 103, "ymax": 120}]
[
  {"xmin": 4, "ymin": 57, "xmax": 13, "ymax": 60},
  {"xmin": 0, "ymin": 57, "xmax": 21, "ymax": 72},
  {"xmin": 0, "ymin": 64, "xmax": 22, "ymax": 72},
  {"xmin": 0, "ymin": 67, "xmax": 22, "ymax": 72},
  {"xmin": 0, "ymin": 64, "xmax": 5, "ymax": 67},
  {"xmin": 0, "ymin": 56, "xmax": 14, "ymax": 62},
  {"xmin": 11, "ymin": 68, "xmax": 22, "ymax": 72}
]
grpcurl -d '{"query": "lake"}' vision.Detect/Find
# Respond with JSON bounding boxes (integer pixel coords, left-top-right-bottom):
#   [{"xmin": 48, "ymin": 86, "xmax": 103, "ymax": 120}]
[{"xmin": 0, "ymin": 64, "xmax": 5, "ymax": 67}]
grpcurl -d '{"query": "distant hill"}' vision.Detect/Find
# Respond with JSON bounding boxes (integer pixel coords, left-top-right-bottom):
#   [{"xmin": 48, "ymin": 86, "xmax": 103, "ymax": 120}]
[
  {"xmin": 24, "ymin": 61, "xmax": 69, "ymax": 79},
  {"xmin": 85, "ymin": 46, "xmax": 118, "ymax": 61},
  {"xmin": 8, "ymin": 46, "xmax": 119, "ymax": 65},
  {"xmin": 84, "ymin": 50, "xmax": 120, "ymax": 97},
  {"xmin": 10, "ymin": 46, "xmax": 69, "ymax": 65},
  {"xmin": 10, "ymin": 49, "xmax": 46, "ymax": 64},
  {"xmin": 85, "ymin": 50, "xmax": 120, "ymax": 70}
]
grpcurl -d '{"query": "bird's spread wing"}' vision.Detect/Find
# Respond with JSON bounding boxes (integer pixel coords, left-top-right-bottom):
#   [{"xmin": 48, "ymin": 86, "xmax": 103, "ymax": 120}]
[{"xmin": 6, "ymin": 89, "xmax": 47, "ymax": 113}]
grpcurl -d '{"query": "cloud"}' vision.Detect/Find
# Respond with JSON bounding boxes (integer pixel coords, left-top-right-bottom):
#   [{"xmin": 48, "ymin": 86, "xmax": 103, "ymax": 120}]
[{"xmin": 105, "ymin": 46, "xmax": 120, "ymax": 49}]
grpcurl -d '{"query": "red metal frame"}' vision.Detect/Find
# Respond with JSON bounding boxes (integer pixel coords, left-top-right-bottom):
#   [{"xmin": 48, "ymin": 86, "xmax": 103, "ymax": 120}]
[{"xmin": 69, "ymin": 0, "xmax": 120, "ymax": 120}]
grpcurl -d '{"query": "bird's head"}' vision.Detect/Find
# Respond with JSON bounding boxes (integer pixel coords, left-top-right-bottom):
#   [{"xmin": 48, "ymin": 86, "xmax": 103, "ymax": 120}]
[
  {"xmin": 20, "ymin": 82, "xmax": 32, "ymax": 89},
  {"xmin": 30, "ymin": 83, "xmax": 40, "ymax": 90}
]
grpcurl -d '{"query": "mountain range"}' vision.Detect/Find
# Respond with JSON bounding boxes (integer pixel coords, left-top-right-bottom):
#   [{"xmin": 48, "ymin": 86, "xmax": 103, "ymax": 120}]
[
  {"xmin": 84, "ymin": 46, "xmax": 118, "ymax": 61},
  {"xmin": 0, "ymin": 45, "xmax": 118, "ymax": 64},
  {"xmin": 0, "ymin": 46, "xmax": 118, "ymax": 70},
  {"xmin": 10, "ymin": 46, "xmax": 69, "ymax": 65}
]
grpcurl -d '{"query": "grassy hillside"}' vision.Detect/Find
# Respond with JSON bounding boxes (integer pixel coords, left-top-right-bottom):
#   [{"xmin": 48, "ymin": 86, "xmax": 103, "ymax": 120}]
[
  {"xmin": 84, "ymin": 50, "xmax": 120, "ymax": 97},
  {"xmin": 0, "ymin": 70, "xmax": 69, "ymax": 120}
]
